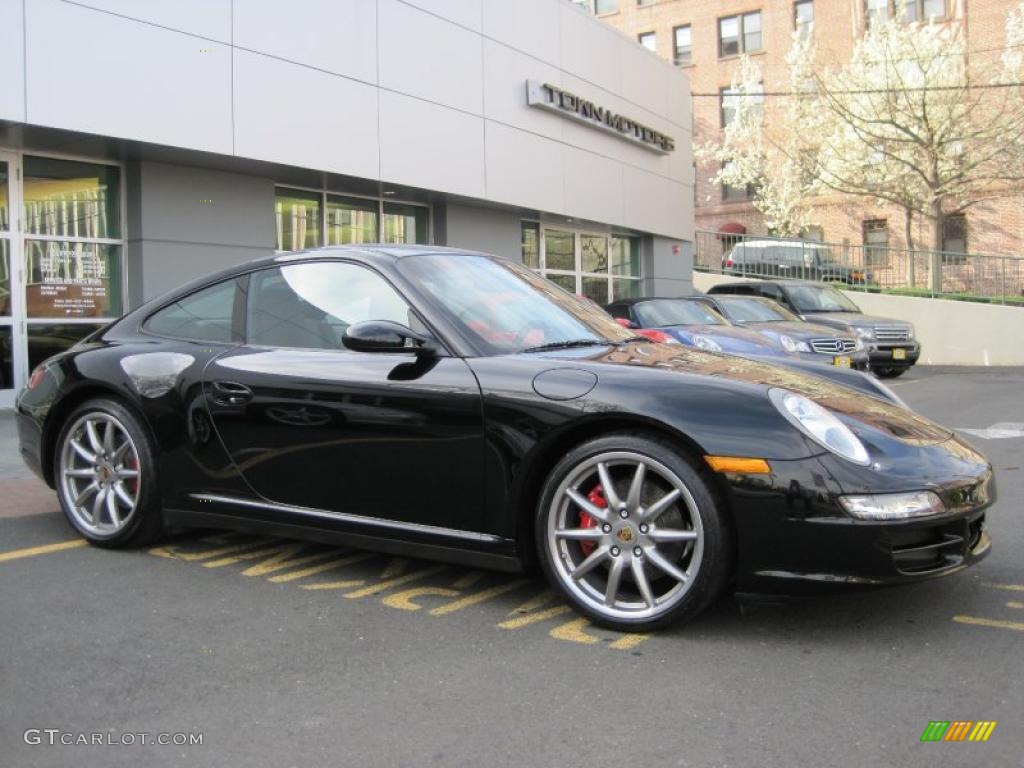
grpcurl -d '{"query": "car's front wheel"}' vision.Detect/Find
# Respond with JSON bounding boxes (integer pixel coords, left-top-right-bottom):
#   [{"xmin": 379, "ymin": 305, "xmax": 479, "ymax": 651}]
[
  {"xmin": 55, "ymin": 398, "xmax": 164, "ymax": 548},
  {"xmin": 536, "ymin": 433, "xmax": 733, "ymax": 632}
]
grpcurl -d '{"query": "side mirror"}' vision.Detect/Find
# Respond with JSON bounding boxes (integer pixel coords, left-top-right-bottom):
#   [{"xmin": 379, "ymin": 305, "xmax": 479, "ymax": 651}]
[
  {"xmin": 343, "ymin": 320, "xmax": 437, "ymax": 357},
  {"xmin": 614, "ymin": 317, "xmax": 637, "ymax": 329}
]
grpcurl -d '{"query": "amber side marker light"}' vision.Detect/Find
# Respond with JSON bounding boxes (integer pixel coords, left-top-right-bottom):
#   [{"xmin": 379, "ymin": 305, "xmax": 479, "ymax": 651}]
[{"xmin": 704, "ymin": 456, "xmax": 771, "ymax": 474}]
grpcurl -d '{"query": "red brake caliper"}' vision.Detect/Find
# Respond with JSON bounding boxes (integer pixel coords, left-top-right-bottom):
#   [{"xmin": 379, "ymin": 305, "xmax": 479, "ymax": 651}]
[{"xmin": 578, "ymin": 485, "xmax": 607, "ymax": 556}]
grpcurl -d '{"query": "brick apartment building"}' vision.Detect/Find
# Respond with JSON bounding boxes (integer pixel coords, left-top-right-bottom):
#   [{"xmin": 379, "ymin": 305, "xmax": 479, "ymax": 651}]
[{"xmin": 578, "ymin": 0, "xmax": 1024, "ymax": 259}]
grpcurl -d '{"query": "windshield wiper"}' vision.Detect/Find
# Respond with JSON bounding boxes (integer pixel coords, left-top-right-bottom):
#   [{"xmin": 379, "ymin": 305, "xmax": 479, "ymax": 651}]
[{"xmin": 520, "ymin": 339, "xmax": 611, "ymax": 353}]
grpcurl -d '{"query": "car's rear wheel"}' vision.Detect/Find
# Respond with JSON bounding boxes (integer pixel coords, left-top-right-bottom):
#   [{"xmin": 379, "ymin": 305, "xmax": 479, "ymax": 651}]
[
  {"xmin": 536, "ymin": 433, "xmax": 733, "ymax": 632},
  {"xmin": 55, "ymin": 398, "xmax": 163, "ymax": 548}
]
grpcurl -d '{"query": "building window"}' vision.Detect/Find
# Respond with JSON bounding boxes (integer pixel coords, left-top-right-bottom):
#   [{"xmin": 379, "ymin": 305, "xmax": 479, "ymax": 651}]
[
  {"xmin": 794, "ymin": 1, "xmax": 813, "ymax": 39},
  {"xmin": 867, "ymin": 0, "xmax": 945, "ymax": 26},
  {"xmin": 719, "ymin": 11, "xmax": 761, "ymax": 58},
  {"xmin": 638, "ymin": 31, "xmax": 656, "ymax": 52},
  {"xmin": 275, "ymin": 188, "xmax": 429, "ymax": 252},
  {"xmin": 528, "ymin": 225, "xmax": 642, "ymax": 303},
  {"xmin": 596, "ymin": 0, "xmax": 617, "ymax": 12},
  {"xmin": 673, "ymin": 25, "xmax": 692, "ymax": 65},
  {"xmin": 720, "ymin": 85, "xmax": 763, "ymax": 127},
  {"xmin": 863, "ymin": 219, "xmax": 889, "ymax": 266},
  {"xmin": 941, "ymin": 213, "xmax": 967, "ymax": 264},
  {"xmin": 721, "ymin": 161, "xmax": 754, "ymax": 201},
  {"xmin": 637, "ymin": 0, "xmax": 655, "ymax": 6}
]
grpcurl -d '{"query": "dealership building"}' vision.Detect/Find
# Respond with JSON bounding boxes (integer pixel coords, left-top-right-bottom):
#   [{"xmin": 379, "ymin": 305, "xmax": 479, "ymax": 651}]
[{"xmin": 0, "ymin": 0, "xmax": 694, "ymax": 406}]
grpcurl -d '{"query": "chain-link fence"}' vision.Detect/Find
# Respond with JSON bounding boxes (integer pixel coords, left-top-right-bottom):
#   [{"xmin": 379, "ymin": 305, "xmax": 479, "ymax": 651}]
[{"xmin": 694, "ymin": 230, "xmax": 1024, "ymax": 305}]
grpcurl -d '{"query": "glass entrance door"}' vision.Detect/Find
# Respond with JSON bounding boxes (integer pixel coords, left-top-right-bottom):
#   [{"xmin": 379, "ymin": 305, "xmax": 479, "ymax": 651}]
[{"xmin": 0, "ymin": 152, "xmax": 22, "ymax": 407}]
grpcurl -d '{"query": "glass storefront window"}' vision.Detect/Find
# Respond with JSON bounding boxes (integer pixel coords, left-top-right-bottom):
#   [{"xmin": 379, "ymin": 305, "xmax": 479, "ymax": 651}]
[
  {"xmin": 24, "ymin": 240, "xmax": 122, "ymax": 318},
  {"xmin": 327, "ymin": 195, "xmax": 378, "ymax": 245},
  {"xmin": 581, "ymin": 235, "xmax": 608, "ymax": 273},
  {"xmin": 0, "ymin": 239, "xmax": 10, "ymax": 317},
  {"xmin": 612, "ymin": 278, "xmax": 642, "ymax": 301},
  {"xmin": 0, "ymin": 161, "xmax": 9, "ymax": 232},
  {"xmin": 611, "ymin": 236, "xmax": 641, "ymax": 277},
  {"xmin": 27, "ymin": 323, "xmax": 102, "ymax": 371},
  {"xmin": 546, "ymin": 274, "xmax": 577, "ymax": 294},
  {"xmin": 382, "ymin": 202, "xmax": 428, "ymax": 245},
  {"xmin": 275, "ymin": 188, "xmax": 321, "ymax": 252},
  {"xmin": 581, "ymin": 276, "xmax": 609, "ymax": 304},
  {"xmin": 23, "ymin": 157, "xmax": 120, "ymax": 239},
  {"xmin": 0, "ymin": 326, "xmax": 11, "ymax": 390},
  {"xmin": 521, "ymin": 221, "xmax": 539, "ymax": 269},
  {"xmin": 544, "ymin": 229, "xmax": 575, "ymax": 271}
]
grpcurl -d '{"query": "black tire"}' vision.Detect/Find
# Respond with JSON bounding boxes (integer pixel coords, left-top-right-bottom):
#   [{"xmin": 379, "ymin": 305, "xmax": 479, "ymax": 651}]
[
  {"xmin": 54, "ymin": 397, "xmax": 164, "ymax": 548},
  {"xmin": 535, "ymin": 431, "xmax": 734, "ymax": 632},
  {"xmin": 874, "ymin": 367, "xmax": 907, "ymax": 379}
]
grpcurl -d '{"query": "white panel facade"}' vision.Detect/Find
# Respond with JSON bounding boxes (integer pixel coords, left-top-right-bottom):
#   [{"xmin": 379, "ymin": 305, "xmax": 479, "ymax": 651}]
[
  {"xmin": 66, "ymin": 0, "xmax": 232, "ymax": 41},
  {"xmin": 484, "ymin": 121, "xmax": 564, "ymax": 214},
  {"xmin": 0, "ymin": 0, "xmax": 24, "ymax": 121},
  {"xmin": 481, "ymin": 0, "xmax": 562, "ymax": 65},
  {"xmin": 557, "ymin": 3, "xmax": 622, "ymax": 97},
  {"xmin": 379, "ymin": 91, "xmax": 485, "ymax": 199},
  {"xmin": 482, "ymin": 40, "xmax": 563, "ymax": 135},
  {"xmin": 379, "ymin": 0, "xmax": 483, "ymax": 114},
  {"xmin": 24, "ymin": 0, "xmax": 233, "ymax": 154},
  {"xmin": 401, "ymin": 0, "xmax": 483, "ymax": 32},
  {"xmin": 232, "ymin": 0, "xmax": 377, "ymax": 84},
  {"xmin": 233, "ymin": 50, "xmax": 380, "ymax": 180},
  {"xmin": 562, "ymin": 147, "xmax": 624, "ymax": 227}
]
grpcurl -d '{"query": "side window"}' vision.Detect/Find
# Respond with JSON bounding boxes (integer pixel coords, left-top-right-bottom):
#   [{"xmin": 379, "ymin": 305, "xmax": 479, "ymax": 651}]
[
  {"xmin": 145, "ymin": 279, "xmax": 241, "ymax": 342},
  {"xmin": 247, "ymin": 261, "xmax": 414, "ymax": 350},
  {"xmin": 759, "ymin": 284, "xmax": 783, "ymax": 300}
]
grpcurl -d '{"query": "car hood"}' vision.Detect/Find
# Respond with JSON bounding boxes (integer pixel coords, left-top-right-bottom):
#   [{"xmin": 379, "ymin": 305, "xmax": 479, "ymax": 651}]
[
  {"xmin": 742, "ymin": 320, "xmax": 855, "ymax": 340},
  {"xmin": 550, "ymin": 342, "xmax": 951, "ymax": 445},
  {"xmin": 801, "ymin": 312, "xmax": 910, "ymax": 329},
  {"xmin": 657, "ymin": 324, "xmax": 786, "ymax": 354}
]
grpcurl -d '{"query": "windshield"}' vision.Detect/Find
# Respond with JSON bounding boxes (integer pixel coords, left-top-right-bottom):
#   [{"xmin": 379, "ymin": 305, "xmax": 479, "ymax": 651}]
[
  {"xmin": 717, "ymin": 296, "xmax": 797, "ymax": 323},
  {"xmin": 397, "ymin": 253, "xmax": 635, "ymax": 355},
  {"xmin": 787, "ymin": 285, "xmax": 862, "ymax": 313},
  {"xmin": 634, "ymin": 299, "xmax": 727, "ymax": 327}
]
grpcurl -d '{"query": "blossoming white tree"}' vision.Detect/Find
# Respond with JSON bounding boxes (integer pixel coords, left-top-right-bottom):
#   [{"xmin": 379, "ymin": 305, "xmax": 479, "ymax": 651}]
[{"xmin": 701, "ymin": 3, "xmax": 1024, "ymax": 289}]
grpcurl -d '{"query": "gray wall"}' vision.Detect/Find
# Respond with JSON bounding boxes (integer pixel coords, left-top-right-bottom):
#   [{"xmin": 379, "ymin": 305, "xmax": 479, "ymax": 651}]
[
  {"xmin": 642, "ymin": 237, "xmax": 693, "ymax": 297},
  {"xmin": 1, "ymin": 0, "xmax": 693, "ymax": 240},
  {"xmin": 444, "ymin": 204, "xmax": 525, "ymax": 262},
  {"xmin": 127, "ymin": 162, "xmax": 275, "ymax": 305}
]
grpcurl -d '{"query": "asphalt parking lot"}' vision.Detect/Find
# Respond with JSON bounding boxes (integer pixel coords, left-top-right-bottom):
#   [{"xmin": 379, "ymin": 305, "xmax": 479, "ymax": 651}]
[{"xmin": 1, "ymin": 365, "xmax": 1022, "ymax": 768}]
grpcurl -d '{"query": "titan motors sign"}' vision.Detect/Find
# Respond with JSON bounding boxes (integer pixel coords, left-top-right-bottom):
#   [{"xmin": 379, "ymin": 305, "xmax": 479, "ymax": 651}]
[{"xmin": 526, "ymin": 80, "xmax": 675, "ymax": 154}]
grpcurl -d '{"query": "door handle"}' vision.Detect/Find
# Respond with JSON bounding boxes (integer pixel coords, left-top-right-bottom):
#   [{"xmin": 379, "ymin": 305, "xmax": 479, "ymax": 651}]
[{"xmin": 211, "ymin": 380, "xmax": 253, "ymax": 406}]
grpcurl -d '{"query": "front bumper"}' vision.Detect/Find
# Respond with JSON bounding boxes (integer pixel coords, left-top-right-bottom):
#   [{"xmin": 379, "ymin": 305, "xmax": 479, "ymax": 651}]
[
  {"xmin": 724, "ymin": 452, "xmax": 994, "ymax": 595},
  {"xmin": 867, "ymin": 341, "xmax": 920, "ymax": 369},
  {"xmin": 796, "ymin": 349, "xmax": 870, "ymax": 371}
]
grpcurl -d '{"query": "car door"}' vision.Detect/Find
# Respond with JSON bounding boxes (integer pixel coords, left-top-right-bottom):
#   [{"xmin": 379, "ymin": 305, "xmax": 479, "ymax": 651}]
[{"xmin": 203, "ymin": 259, "xmax": 484, "ymax": 533}]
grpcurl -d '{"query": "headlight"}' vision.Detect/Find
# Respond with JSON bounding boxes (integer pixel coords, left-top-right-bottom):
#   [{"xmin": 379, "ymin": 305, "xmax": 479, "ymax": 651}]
[
  {"xmin": 692, "ymin": 335, "xmax": 722, "ymax": 352},
  {"xmin": 779, "ymin": 334, "xmax": 811, "ymax": 353},
  {"xmin": 854, "ymin": 326, "xmax": 874, "ymax": 341},
  {"xmin": 853, "ymin": 337, "xmax": 865, "ymax": 351},
  {"xmin": 768, "ymin": 388, "xmax": 871, "ymax": 465},
  {"xmin": 839, "ymin": 491, "xmax": 943, "ymax": 520},
  {"xmin": 906, "ymin": 326, "xmax": 915, "ymax": 340}
]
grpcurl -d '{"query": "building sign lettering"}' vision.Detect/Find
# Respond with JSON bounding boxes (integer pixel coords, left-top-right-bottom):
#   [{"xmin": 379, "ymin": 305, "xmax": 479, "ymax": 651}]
[{"xmin": 526, "ymin": 80, "xmax": 675, "ymax": 154}]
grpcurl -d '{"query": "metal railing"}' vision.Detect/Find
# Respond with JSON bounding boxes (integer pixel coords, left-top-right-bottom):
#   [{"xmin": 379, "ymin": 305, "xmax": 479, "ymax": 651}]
[{"xmin": 694, "ymin": 230, "xmax": 1024, "ymax": 305}]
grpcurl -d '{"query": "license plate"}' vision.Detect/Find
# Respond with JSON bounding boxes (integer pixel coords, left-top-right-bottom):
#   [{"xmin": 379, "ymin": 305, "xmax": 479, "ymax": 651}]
[
  {"xmin": 892, "ymin": 348, "xmax": 907, "ymax": 360},
  {"xmin": 833, "ymin": 356, "xmax": 851, "ymax": 367}
]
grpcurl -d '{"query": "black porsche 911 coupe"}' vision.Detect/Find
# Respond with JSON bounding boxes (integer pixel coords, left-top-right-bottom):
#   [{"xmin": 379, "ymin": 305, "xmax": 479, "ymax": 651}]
[{"xmin": 16, "ymin": 246, "xmax": 994, "ymax": 631}]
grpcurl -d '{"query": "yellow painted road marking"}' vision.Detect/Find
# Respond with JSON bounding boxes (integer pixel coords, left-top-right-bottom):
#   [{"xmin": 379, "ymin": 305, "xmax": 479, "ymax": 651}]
[
  {"xmin": 429, "ymin": 579, "xmax": 530, "ymax": 616},
  {"xmin": 269, "ymin": 552, "xmax": 375, "ymax": 583},
  {"xmin": 380, "ymin": 558, "xmax": 409, "ymax": 579},
  {"xmin": 149, "ymin": 539, "xmax": 264, "ymax": 563},
  {"xmin": 550, "ymin": 617, "xmax": 600, "ymax": 645},
  {"xmin": 983, "ymin": 583, "xmax": 1024, "ymax": 592},
  {"xmin": 953, "ymin": 615, "xmax": 1024, "ymax": 632},
  {"xmin": 344, "ymin": 565, "xmax": 448, "ymax": 599},
  {"xmin": 452, "ymin": 570, "xmax": 486, "ymax": 589},
  {"xmin": 203, "ymin": 543, "xmax": 299, "ymax": 569},
  {"xmin": 302, "ymin": 579, "xmax": 365, "ymax": 591},
  {"xmin": 241, "ymin": 547, "xmax": 341, "ymax": 578},
  {"xmin": 498, "ymin": 591, "xmax": 572, "ymax": 629},
  {"xmin": 0, "ymin": 539, "xmax": 86, "ymax": 562},
  {"xmin": 1007, "ymin": 601, "xmax": 1024, "ymax": 609},
  {"xmin": 610, "ymin": 633, "xmax": 650, "ymax": 651},
  {"xmin": 383, "ymin": 587, "xmax": 459, "ymax": 611}
]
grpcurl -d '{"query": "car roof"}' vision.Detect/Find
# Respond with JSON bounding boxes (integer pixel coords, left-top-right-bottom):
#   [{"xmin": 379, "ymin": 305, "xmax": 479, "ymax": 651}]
[
  {"xmin": 711, "ymin": 280, "xmax": 828, "ymax": 289},
  {"xmin": 607, "ymin": 293, "xmax": 704, "ymax": 307},
  {"xmin": 731, "ymin": 240, "xmax": 828, "ymax": 249}
]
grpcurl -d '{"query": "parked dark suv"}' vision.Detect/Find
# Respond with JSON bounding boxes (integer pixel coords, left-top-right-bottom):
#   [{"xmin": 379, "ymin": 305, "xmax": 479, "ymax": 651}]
[
  {"xmin": 723, "ymin": 240, "xmax": 871, "ymax": 285},
  {"xmin": 708, "ymin": 281, "xmax": 920, "ymax": 377}
]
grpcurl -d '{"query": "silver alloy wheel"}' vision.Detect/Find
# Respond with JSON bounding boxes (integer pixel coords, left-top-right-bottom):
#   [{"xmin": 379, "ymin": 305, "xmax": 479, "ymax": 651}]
[
  {"xmin": 546, "ymin": 451, "xmax": 704, "ymax": 621},
  {"xmin": 58, "ymin": 412, "xmax": 142, "ymax": 538}
]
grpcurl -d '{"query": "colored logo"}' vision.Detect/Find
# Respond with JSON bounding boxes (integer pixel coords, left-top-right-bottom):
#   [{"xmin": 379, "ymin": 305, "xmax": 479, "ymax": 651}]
[{"xmin": 920, "ymin": 721, "xmax": 997, "ymax": 742}]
